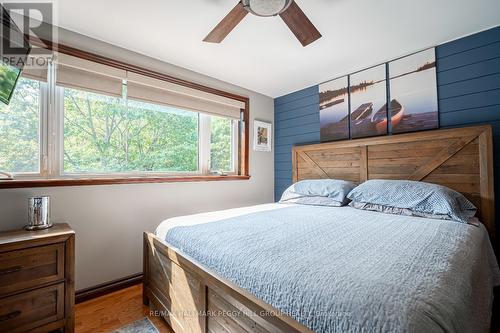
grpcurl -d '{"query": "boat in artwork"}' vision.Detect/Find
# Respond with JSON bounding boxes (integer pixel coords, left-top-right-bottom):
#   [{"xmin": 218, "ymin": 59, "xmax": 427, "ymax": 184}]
[
  {"xmin": 320, "ymin": 98, "xmax": 345, "ymax": 110},
  {"xmin": 350, "ymin": 102, "xmax": 373, "ymax": 125},
  {"xmin": 371, "ymin": 99, "xmax": 404, "ymax": 133}
]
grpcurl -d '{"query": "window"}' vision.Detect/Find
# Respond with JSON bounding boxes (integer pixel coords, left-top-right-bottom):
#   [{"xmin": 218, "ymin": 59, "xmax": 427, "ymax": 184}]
[
  {"xmin": 0, "ymin": 77, "xmax": 42, "ymax": 174},
  {"xmin": 210, "ymin": 115, "xmax": 236, "ymax": 173},
  {"xmin": 63, "ymin": 88, "xmax": 200, "ymax": 174},
  {"xmin": 0, "ymin": 51, "xmax": 248, "ymax": 185}
]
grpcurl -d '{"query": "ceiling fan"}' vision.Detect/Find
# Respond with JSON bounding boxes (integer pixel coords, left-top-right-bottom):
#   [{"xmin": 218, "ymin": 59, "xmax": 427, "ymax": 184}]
[{"xmin": 203, "ymin": 0, "xmax": 322, "ymax": 47}]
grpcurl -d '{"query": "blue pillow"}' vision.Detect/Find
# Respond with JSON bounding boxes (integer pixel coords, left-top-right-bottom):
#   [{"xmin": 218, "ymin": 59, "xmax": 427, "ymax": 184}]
[
  {"xmin": 347, "ymin": 179, "xmax": 477, "ymax": 223},
  {"xmin": 280, "ymin": 196, "xmax": 347, "ymax": 207},
  {"xmin": 280, "ymin": 179, "xmax": 357, "ymax": 206}
]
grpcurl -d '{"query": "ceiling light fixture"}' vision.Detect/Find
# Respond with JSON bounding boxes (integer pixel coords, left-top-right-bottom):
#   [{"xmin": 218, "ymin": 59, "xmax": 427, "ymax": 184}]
[
  {"xmin": 241, "ymin": 0, "xmax": 293, "ymax": 17},
  {"xmin": 203, "ymin": 0, "xmax": 322, "ymax": 47}
]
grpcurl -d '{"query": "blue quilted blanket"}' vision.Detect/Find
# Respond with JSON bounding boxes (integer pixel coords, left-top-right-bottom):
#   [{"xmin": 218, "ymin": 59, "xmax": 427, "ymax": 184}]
[{"xmin": 163, "ymin": 205, "xmax": 499, "ymax": 332}]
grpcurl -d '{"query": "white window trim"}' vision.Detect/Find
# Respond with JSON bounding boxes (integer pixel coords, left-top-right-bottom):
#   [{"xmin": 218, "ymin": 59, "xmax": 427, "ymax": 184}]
[
  {"xmin": 9, "ymin": 79, "xmax": 48, "ymax": 180},
  {"xmin": 199, "ymin": 113, "xmax": 211, "ymax": 175},
  {"xmin": 231, "ymin": 119, "xmax": 239, "ymax": 174},
  {"xmin": 10, "ymin": 62, "xmax": 239, "ymax": 179}
]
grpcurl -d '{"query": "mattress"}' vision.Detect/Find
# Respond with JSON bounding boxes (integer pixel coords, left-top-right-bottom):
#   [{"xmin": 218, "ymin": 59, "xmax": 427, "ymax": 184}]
[{"xmin": 156, "ymin": 203, "xmax": 500, "ymax": 333}]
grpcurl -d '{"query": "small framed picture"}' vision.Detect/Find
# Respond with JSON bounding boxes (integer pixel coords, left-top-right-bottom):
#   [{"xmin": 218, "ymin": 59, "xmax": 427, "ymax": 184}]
[{"xmin": 253, "ymin": 120, "xmax": 272, "ymax": 152}]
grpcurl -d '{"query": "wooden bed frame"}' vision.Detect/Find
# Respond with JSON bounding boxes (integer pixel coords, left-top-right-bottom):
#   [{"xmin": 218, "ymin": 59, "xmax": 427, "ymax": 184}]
[{"xmin": 143, "ymin": 125, "xmax": 495, "ymax": 333}]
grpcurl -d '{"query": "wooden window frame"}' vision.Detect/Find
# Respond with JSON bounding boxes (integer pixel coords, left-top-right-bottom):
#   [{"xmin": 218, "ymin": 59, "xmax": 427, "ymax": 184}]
[{"xmin": 0, "ymin": 37, "xmax": 250, "ymax": 189}]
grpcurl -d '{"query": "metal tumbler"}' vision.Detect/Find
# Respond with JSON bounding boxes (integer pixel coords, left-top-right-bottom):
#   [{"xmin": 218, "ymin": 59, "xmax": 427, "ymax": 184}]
[{"xmin": 25, "ymin": 196, "xmax": 52, "ymax": 230}]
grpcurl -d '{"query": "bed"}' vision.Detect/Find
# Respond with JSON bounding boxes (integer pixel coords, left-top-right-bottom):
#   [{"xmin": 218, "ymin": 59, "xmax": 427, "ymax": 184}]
[{"xmin": 143, "ymin": 125, "xmax": 498, "ymax": 333}]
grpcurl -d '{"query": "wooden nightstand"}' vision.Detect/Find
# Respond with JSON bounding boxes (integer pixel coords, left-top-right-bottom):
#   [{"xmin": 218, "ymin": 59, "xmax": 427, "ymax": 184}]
[{"xmin": 0, "ymin": 223, "xmax": 75, "ymax": 333}]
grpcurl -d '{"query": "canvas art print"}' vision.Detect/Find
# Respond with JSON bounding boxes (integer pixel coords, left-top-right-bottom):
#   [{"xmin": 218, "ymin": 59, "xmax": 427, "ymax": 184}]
[
  {"xmin": 319, "ymin": 76, "xmax": 349, "ymax": 142},
  {"xmin": 349, "ymin": 65, "xmax": 387, "ymax": 138},
  {"xmin": 389, "ymin": 48, "xmax": 438, "ymax": 134},
  {"xmin": 253, "ymin": 120, "xmax": 272, "ymax": 152}
]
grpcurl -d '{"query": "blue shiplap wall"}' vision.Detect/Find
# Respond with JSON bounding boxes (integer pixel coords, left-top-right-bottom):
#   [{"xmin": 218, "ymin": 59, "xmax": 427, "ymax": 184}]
[
  {"xmin": 437, "ymin": 25, "xmax": 500, "ymax": 221},
  {"xmin": 274, "ymin": 85, "xmax": 320, "ymax": 199},
  {"xmin": 274, "ymin": 26, "xmax": 500, "ymax": 216}
]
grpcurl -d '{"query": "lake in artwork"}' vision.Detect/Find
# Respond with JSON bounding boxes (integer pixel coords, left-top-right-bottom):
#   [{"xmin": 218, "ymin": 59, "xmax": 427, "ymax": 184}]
[
  {"xmin": 349, "ymin": 64, "xmax": 387, "ymax": 138},
  {"xmin": 319, "ymin": 76, "xmax": 349, "ymax": 142},
  {"xmin": 389, "ymin": 48, "xmax": 438, "ymax": 134}
]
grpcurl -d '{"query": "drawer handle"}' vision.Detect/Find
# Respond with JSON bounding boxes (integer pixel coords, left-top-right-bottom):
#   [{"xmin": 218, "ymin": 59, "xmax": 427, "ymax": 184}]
[
  {"xmin": 0, "ymin": 310, "xmax": 21, "ymax": 322},
  {"xmin": 0, "ymin": 266, "xmax": 22, "ymax": 275}
]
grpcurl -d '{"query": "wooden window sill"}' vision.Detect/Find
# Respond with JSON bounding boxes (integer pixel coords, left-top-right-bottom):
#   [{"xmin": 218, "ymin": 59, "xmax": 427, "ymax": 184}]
[{"xmin": 0, "ymin": 175, "xmax": 251, "ymax": 189}]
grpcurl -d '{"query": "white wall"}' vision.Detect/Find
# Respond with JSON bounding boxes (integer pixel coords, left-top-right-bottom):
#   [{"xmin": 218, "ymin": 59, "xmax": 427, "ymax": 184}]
[{"xmin": 0, "ymin": 28, "xmax": 274, "ymax": 290}]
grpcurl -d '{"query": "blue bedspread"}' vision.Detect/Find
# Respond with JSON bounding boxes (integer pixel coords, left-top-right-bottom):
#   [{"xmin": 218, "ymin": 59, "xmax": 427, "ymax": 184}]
[{"xmin": 163, "ymin": 205, "xmax": 499, "ymax": 332}]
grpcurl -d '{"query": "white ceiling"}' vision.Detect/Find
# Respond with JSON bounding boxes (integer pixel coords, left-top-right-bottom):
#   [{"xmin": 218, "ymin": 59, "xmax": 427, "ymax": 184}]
[{"xmin": 51, "ymin": 0, "xmax": 500, "ymax": 98}]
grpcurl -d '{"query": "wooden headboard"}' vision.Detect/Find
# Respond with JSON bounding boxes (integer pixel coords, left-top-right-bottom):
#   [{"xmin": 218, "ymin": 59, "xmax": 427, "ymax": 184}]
[{"xmin": 292, "ymin": 125, "xmax": 496, "ymax": 239}]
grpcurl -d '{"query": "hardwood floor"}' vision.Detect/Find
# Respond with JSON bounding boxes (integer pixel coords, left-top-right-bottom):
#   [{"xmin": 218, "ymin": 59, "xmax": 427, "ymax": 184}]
[
  {"xmin": 75, "ymin": 283, "xmax": 499, "ymax": 332},
  {"xmin": 75, "ymin": 284, "xmax": 173, "ymax": 333}
]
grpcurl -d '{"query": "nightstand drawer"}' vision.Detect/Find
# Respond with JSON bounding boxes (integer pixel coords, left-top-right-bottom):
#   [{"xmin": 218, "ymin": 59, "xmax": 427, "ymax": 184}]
[
  {"xmin": 0, "ymin": 283, "xmax": 64, "ymax": 333},
  {"xmin": 0, "ymin": 243, "xmax": 64, "ymax": 296}
]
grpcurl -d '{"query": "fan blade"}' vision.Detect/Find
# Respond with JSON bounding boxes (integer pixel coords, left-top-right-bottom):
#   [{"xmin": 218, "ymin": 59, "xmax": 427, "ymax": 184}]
[
  {"xmin": 279, "ymin": 1, "xmax": 322, "ymax": 47},
  {"xmin": 203, "ymin": 2, "xmax": 249, "ymax": 43}
]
